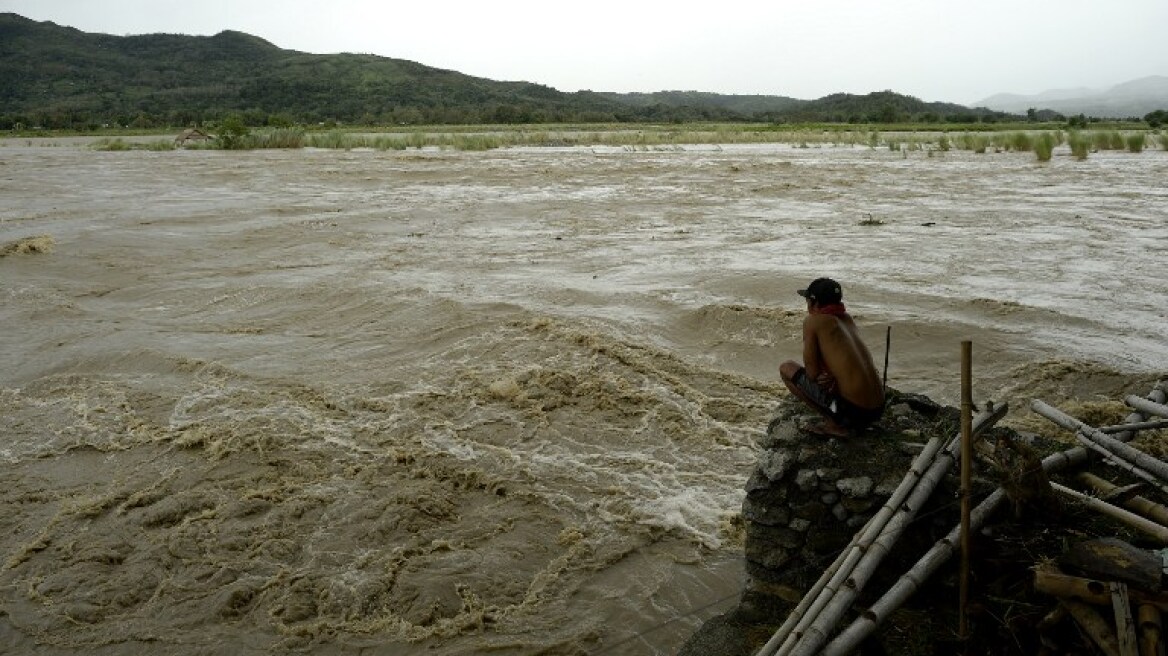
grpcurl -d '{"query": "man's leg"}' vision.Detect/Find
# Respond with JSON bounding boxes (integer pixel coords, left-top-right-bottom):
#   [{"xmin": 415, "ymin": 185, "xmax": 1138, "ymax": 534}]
[{"xmin": 779, "ymin": 361, "xmax": 849, "ymax": 436}]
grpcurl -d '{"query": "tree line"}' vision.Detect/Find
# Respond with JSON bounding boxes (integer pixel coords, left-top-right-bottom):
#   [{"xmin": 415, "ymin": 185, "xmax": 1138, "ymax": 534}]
[{"xmin": 2, "ymin": 13, "xmax": 1162, "ymax": 132}]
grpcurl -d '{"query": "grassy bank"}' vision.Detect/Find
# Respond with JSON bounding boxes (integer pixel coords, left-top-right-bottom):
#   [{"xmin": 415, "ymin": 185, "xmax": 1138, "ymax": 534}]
[{"xmin": 39, "ymin": 123, "xmax": 1162, "ymax": 160}]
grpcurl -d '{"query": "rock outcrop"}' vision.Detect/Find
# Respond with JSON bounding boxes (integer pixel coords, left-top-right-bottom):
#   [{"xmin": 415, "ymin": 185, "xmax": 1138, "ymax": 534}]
[{"xmin": 680, "ymin": 392, "xmax": 966, "ymax": 656}]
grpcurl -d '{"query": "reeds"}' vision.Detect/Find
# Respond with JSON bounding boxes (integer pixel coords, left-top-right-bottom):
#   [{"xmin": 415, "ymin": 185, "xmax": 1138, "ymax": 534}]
[
  {"xmin": 1093, "ymin": 130, "xmax": 1126, "ymax": 151},
  {"xmin": 91, "ymin": 138, "xmax": 132, "ymax": 151},
  {"xmin": 91, "ymin": 138, "xmax": 175, "ymax": 151},
  {"xmin": 244, "ymin": 128, "xmax": 306, "ymax": 149},
  {"xmin": 1067, "ymin": 131, "xmax": 1090, "ymax": 160},
  {"xmin": 80, "ymin": 124, "xmax": 1161, "ymax": 157},
  {"xmin": 1033, "ymin": 132, "xmax": 1056, "ymax": 162}
]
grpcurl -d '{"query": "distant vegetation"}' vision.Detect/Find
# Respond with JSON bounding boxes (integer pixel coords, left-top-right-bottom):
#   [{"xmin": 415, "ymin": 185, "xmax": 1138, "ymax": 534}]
[
  {"xmin": 3, "ymin": 13, "xmax": 1164, "ymax": 135},
  {"xmin": 86, "ymin": 125, "xmax": 1164, "ymax": 166},
  {"xmin": 0, "ymin": 12, "xmax": 1027, "ymax": 131}
]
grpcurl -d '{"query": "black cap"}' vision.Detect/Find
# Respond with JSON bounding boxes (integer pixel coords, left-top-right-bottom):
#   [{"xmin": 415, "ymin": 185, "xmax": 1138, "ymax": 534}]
[{"xmin": 797, "ymin": 277, "xmax": 842, "ymax": 304}]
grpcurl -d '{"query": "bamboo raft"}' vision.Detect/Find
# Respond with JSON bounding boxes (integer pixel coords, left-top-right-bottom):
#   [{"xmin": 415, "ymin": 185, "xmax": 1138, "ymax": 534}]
[{"xmin": 755, "ymin": 380, "xmax": 1168, "ymax": 656}]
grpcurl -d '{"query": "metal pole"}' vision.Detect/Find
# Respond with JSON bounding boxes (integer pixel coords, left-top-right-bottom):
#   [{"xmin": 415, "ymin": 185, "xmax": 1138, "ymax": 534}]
[{"xmin": 959, "ymin": 340, "xmax": 973, "ymax": 641}]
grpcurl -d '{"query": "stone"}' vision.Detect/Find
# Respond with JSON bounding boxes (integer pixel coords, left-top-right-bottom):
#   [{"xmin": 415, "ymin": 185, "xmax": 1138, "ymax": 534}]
[
  {"xmin": 795, "ymin": 469, "xmax": 818, "ymax": 492},
  {"xmin": 817, "ymin": 467, "xmax": 843, "ymax": 482},
  {"xmin": 791, "ymin": 500, "xmax": 828, "ymax": 522},
  {"xmin": 889, "ymin": 403, "xmax": 914, "ymax": 418},
  {"xmin": 842, "ymin": 496, "xmax": 876, "ymax": 514},
  {"xmin": 821, "ymin": 492, "xmax": 840, "ymax": 505},
  {"xmin": 832, "ymin": 503, "xmax": 849, "ymax": 521},
  {"xmin": 789, "ymin": 518, "xmax": 811, "ymax": 533},
  {"xmin": 846, "ymin": 515, "xmax": 871, "ymax": 529},
  {"xmin": 742, "ymin": 497, "xmax": 790, "ymax": 527},
  {"xmin": 744, "ymin": 469, "xmax": 770, "ymax": 493},
  {"xmin": 745, "ymin": 541, "xmax": 791, "ymax": 570},
  {"xmin": 875, "ymin": 475, "xmax": 901, "ymax": 497},
  {"xmin": 747, "ymin": 523, "xmax": 804, "ymax": 551},
  {"xmin": 763, "ymin": 419, "xmax": 802, "ymax": 447},
  {"xmin": 759, "ymin": 450, "xmax": 792, "ymax": 482},
  {"xmin": 836, "ymin": 476, "xmax": 874, "ymax": 498}
]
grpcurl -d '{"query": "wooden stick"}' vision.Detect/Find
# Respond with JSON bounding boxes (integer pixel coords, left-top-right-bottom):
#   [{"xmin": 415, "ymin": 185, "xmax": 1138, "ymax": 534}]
[
  {"xmin": 882, "ymin": 326, "xmax": 890, "ymax": 394},
  {"xmin": 959, "ymin": 340, "xmax": 973, "ymax": 640},
  {"xmin": 1078, "ymin": 472, "xmax": 1168, "ymax": 527},
  {"xmin": 1127, "ymin": 396, "xmax": 1168, "ymax": 419},
  {"xmin": 1138, "ymin": 604, "xmax": 1161, "ymax": 656},
  {"xmin": 1112, "ymin": 582, "xmax": 1139, "ymax": 656},
  {"xmin": 1065, "ymin": 599, "xmax": 1123, "ymax": 656},
  {"xmin": 1052, "ymin": 482, "xmax": 1168, "ymax": 544}
]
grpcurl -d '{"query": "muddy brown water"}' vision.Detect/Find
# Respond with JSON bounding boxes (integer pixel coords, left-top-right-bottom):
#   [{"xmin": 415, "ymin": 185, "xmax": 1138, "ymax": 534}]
[{"xmin": 1, "ymin": 139, "xmax": 1165, "ymax": 655}]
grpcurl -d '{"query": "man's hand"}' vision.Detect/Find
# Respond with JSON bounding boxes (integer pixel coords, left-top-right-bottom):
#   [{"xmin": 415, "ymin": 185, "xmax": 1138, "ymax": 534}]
[{"xmin": 816, "ymin": 372, "xmax": 838, "ymax": 395}]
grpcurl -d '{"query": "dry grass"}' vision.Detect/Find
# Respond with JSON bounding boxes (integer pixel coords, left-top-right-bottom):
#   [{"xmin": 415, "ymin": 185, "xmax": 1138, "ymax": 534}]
[{"xmin": 0, "ymin": 234, "xmax": 55, "ymax": 257}]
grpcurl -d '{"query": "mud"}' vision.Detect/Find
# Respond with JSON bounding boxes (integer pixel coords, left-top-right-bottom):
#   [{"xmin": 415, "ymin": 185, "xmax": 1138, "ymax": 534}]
[{"xmin": 0, "ymin": 140, "xmax": 1165, "ymax": 654}]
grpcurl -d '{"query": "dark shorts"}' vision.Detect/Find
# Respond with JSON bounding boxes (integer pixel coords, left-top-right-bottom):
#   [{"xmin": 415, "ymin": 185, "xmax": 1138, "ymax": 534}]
[{"xmin": 792, "ymin": 368, "xmax": 884, "ymax": 430}]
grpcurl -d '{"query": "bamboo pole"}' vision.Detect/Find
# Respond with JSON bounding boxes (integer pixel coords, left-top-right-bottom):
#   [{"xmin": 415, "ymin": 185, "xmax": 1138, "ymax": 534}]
[
  {"xmin": 1127, "ymin": 396, "xmax": 1168, "ymax": 419},
  {"xmin": 1100, "ymin": 419, "xmax": 1168, "ymax": 434},
  {"xmin": 775, "ymin": 404, "xmax": 1008, "ymax": 656},
  {"xmin": 1113, "ymin": 582, "xmax": 1139, "ymax": 656},
  {"xmin": 1075, "ymin": 437, "xmax": 1168, "ymax": 497},
  {"xmin": 1065, "ymin": 599, "xmax": 1123, "ymax": 656},
  {"xmin": 753, "ymin": 436, "xmax": 949, "ymax": 656},
  {"xmin": 1051, "ymin": 482, "xmax": 1168, "ymax": 544},
  {"xmin": 1032, "ymin": 400, "xmax": 1168, "ymax": 484},
  {"xmin": 959, "ymin": 340, "xmax": 973, "ymax": 640},
  {"xmin": 1078, "ymin": 472, "xmax": 1168, "ymax": 527},
  {"xmin": 1034, "ymin": 567, "xmax": 1110, "ymax": 601},
  {"xmin": 754, "ymin": 405, "xmax": 1007, "ymax": 656},
  {"xmin": 785, "ymin": 441, "xmax": 975, "ymax": 656},
  {"xmin": 820, "ymin": 489, "xmax": 1008, "ymax": 656},
  {"xmin": 820, "ymin": 383, "xmax": 1168, "ymax": 656},
  {"xmin": 1138, "ymin": 604, "xmax": 1161, "ymax": 656},
  {"xmin": 1034, "ymin": 568, "xmax": 1168, "ymax": 611}
]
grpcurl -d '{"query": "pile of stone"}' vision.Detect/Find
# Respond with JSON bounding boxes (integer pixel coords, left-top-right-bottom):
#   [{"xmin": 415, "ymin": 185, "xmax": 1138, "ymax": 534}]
[{"xmin": 680, "ymin": 392, "xmax": 964, "ymax": 656}]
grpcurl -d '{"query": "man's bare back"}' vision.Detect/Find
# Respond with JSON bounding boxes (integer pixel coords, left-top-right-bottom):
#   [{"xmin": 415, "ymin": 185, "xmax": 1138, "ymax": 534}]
[
  {"xmin": 780, "ymin": 277, "xmax": 885, "ymax": 437},
  {"xmin": 803, "ymin": 312, "xmax": 884, "ymax": 410}
]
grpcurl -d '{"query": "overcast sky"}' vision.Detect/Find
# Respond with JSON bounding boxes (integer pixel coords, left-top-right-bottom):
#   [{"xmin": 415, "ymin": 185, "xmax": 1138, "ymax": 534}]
[{"xmin": 3, "ymin": 0, "xmax": 1166, "ymax": 105}]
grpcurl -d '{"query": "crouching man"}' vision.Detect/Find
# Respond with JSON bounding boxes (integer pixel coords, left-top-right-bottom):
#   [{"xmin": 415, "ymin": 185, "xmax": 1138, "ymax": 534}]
[{"xmin": 780, "ymin": 277, "xmax": 885, "ymax": 437}]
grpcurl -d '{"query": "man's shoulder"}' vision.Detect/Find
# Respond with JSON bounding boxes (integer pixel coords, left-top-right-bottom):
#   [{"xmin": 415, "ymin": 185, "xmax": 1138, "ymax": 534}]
[{"xmin": 805, "ymin": 313, "xmax": 846, "ymax": 328}]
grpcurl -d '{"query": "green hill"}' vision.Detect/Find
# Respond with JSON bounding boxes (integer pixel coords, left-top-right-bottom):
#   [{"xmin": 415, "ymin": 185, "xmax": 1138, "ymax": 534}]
[{"xmin": 0, "ymin": 12, "xmax": 1012, "ymax": 129}]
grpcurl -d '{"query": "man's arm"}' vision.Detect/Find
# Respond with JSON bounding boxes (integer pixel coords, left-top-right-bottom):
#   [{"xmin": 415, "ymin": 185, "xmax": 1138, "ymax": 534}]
[{"xmin": 802, "ymin": 316, "xmax": 823, "ymax": 380}]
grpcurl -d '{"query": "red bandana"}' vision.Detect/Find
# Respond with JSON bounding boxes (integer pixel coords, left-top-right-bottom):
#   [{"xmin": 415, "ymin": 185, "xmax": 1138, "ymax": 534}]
[{"xmin": 811, "ymin": 303, "xmax": 848, "ymax": 316}]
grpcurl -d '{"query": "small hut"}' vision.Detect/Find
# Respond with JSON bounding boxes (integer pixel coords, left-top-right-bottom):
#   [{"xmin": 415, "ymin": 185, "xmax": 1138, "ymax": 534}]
[{"xmin": 174, "ymin": 128, "xmax": 214, "ymax": 147}]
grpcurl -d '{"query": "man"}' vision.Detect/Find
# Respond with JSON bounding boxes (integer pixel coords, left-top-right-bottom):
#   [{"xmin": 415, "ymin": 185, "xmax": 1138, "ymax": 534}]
[{"xmin": 780, "ymin": 277, "xmax": 885, "ymax": 437}]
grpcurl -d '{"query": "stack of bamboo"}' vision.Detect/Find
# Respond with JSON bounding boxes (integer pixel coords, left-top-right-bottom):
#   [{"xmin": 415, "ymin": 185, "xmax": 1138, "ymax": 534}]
[
  {"xmin": 1035, "ymin": 560, "xmax": 1164, "ymax": 656},
  {"xmin": 752, "ymin": 381, "xmax": 1168, "ymax": 656},
  {"xmin": 1033, "ymin": 395, "xmax": 1168, "ymax": 546},
  {"xmin": 1027, "ymin": 389, "xmax": 1168, "ymax": 656}
]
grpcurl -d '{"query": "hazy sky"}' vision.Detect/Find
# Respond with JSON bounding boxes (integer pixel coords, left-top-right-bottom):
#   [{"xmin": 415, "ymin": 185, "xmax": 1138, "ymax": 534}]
[{"xmin": 3, "ymin": 0, "xmax": 1166, "ymax": 105}]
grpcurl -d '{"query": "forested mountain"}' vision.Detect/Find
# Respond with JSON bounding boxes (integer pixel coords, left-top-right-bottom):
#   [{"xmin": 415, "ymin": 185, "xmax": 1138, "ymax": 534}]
[{"xmin": 1, "ymin": 12, "xmax": 1013, "ymax": 129}]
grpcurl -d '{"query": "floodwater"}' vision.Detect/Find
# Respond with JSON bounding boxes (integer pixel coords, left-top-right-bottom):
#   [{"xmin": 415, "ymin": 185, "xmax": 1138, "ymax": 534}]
[{"xmin": 1, "ymin": 139, "xmax": 1165, "ymax": 655}]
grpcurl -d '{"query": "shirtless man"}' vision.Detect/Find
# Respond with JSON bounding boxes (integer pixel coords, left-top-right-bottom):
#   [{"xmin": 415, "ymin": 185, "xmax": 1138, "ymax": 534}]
[{"xmin": 780, "ymin": 277, "xmax": 885, "ymax": 437}]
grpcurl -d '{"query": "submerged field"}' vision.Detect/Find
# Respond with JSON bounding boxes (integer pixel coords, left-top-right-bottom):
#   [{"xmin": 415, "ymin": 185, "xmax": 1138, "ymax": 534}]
[{"xmin": 1, "ymin": 139, "xmax": 1165, "ymax": 654}]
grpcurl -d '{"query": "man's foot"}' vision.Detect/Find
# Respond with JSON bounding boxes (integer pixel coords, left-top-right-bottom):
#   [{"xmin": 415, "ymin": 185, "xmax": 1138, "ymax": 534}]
[{"xmin": 802, "ymin": 420, "xmax": 852, "ymax": 438}]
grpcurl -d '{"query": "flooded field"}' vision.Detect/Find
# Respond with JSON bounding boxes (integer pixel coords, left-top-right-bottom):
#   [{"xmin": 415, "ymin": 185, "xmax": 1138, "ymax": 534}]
[{"xmin": 1, "ymin": 139, "xmax": 1165, "ymax": 655}]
